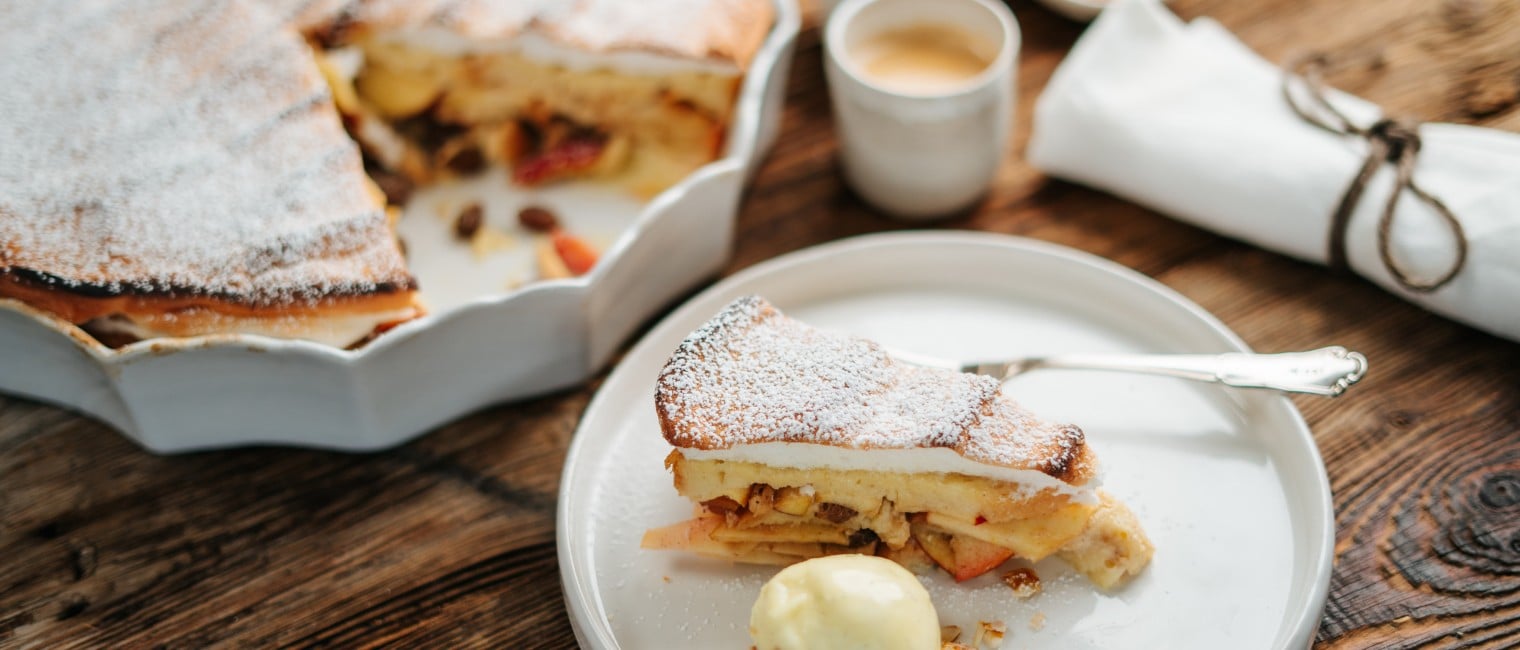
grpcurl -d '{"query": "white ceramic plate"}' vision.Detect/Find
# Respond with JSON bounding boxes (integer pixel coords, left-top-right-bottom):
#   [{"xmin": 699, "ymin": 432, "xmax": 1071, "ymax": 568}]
[
  {"xmin": 0, "ymin": 1, "xmax": 799, "ymax": 453},
  {"xmin": 558, "ymin": 232, "xmax": 1332, "ymax": 649}
]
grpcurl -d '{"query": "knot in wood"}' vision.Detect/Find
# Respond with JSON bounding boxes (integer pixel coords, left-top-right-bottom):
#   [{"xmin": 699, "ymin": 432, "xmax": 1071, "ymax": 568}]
[
  {"xmin": 1478, "ymin": 472, "xmax": 1520, "ymax": 510},
  {"xmin": 1414, "ymin": 457, "xmax": 1520, "ymax": 591}
]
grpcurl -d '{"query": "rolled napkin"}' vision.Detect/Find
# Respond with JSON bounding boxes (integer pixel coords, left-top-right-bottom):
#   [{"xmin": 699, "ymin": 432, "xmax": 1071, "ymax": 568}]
[{"xmin": 1028, "ymin": 0, "xmax": 1520, "ymax": 343}]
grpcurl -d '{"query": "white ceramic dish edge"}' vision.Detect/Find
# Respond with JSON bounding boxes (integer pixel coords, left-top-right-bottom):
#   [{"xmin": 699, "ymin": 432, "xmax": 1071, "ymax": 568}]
[
  {"xmin": 0, "ymin": 1, "xmax": 800, "ymax": 453},
  {"xmin": 556, "ymin": 232, "xmax": 1333, "ymax": 649}
]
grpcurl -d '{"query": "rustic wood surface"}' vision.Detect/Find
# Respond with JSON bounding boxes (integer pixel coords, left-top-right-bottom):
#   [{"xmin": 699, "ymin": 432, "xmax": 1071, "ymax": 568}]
[{"xmin": 4, "ymin": 0, "xmax": 1519, "ymax": 647}]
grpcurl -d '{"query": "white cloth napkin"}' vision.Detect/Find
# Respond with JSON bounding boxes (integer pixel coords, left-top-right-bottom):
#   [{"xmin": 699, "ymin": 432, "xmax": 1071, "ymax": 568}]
[{"xmin": 1028, "ymin": 0, "xmax": 1520, "ymax": 343}]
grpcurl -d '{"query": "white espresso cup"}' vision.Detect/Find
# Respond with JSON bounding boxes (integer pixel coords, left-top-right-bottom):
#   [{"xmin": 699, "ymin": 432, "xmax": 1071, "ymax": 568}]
[{"xmin": 824, "ymin": 0, "xmax": 1018, "ymax": 220}]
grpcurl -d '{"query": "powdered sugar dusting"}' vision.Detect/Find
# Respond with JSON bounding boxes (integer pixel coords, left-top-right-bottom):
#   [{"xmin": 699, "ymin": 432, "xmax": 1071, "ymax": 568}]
[
  {"xmin": 539, "ymin": 0, "xmax": 773, "ymax": 67},
  {"xmin": 655, "ymin": 296, "xmax": 1090, "ymax": 479},
  {"xmin": 0, "ymin": 0, "xmax": 410, "ymax": 305},
  {"xmin": 272, "ymin": 0, "xmax": 773, "ymax": 69}
]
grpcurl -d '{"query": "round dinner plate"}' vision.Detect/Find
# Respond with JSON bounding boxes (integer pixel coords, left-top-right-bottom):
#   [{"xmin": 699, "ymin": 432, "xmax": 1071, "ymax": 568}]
[{"xmin": 557, "ymin": 232, "xmax": 1333, "ymax": 649}]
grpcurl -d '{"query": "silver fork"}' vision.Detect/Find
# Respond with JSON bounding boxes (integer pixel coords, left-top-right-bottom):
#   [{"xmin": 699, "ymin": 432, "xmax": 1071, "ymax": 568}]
[{"xmin": 886, "ymin": 345, "xmax": 1368, "ymax": 397}]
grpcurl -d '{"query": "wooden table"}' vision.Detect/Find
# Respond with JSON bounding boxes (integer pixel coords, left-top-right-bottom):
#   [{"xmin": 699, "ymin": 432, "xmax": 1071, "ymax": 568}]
[{"xmin": 4, "ymin": 1, "xmax": 1518, "ymax": 647}]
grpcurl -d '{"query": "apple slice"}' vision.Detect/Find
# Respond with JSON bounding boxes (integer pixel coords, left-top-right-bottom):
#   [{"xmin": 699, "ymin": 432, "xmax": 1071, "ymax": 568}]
[
  {"xmin": 513, "ymin": 136, "xmax": 607, "ymax": 186},
  {"xmin": 910, "ymin": 516, "xmax": 1017, "ymax": 581},
  {"xmin": 773, "ymin": 486, "xmax": 814, "ymax": 516},
  {"xmin": 763, "ymin": 541, "xmax": 827, "ymax": 559},
  {"xmin": 878, "ymin": 536, "xmax": 937, "ymax": 575},
  {"xmin": 949, "ymin": 534, "xmax": 1014, "ymax": 582},
  {"xmin": 909, "ymin": 517, "xmax": 957, "ymax": 575},
  {"xmin": 640, "ymin": 515, "xmax": 722, "ymax": 551},
  {"xmin": 709, "ymin": 522, "xmax": 852, "ymax": 545},
  {"xmin": 924, "ymin": 504, "xmax": 1094, "ymax": 562}
]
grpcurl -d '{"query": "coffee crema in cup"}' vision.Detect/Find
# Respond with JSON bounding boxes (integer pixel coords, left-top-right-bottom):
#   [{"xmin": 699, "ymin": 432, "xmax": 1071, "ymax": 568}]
[{"xmin": 849, "ymin": 24, "xmax": 993, "ymax": 94}]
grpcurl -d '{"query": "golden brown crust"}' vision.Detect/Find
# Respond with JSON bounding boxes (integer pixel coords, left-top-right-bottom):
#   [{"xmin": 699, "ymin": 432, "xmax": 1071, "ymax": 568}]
[
  {"xmin": 0, "ymin": 272, "xmax": 416, "ymax": 326},
  {"xmin": 654, "ymin": 296, "xmax": 1096, "ymax": 484}
]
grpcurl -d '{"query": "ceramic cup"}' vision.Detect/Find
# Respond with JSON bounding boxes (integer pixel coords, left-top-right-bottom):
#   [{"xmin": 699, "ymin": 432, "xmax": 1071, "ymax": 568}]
[{"xmin": 824, "ymin": 0, "xmax": 1019, "ymax": 220}]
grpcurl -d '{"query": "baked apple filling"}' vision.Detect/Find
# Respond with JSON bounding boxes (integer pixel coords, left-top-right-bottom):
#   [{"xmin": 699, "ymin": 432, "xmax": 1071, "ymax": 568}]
[
  {"xmin": 314, "ymin": 36, "xmax": 738, "ymax": 199},
  {"xmin": 642, "ymin": 479, "xmax": 1152, "ymax": 589}
]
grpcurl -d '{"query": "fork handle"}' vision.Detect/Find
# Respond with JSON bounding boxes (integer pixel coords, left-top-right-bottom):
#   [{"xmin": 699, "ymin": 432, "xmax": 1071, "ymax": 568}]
[{"xmin": 1009, "ymin": 346, "xmax": 1368, "ymax": 397}]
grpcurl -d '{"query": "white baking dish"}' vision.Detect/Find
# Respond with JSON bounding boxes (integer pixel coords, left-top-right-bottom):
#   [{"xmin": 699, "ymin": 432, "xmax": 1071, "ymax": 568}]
[{"xmin": 0, "ymin": 1, "xmax": 799, "ymax": 453}]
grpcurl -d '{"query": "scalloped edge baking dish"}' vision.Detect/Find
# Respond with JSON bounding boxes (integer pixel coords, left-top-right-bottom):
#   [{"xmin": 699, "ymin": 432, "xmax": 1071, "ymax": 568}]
[{"xmin": 0, "ymin": 1, "xmax": 799, "ymax": 453}]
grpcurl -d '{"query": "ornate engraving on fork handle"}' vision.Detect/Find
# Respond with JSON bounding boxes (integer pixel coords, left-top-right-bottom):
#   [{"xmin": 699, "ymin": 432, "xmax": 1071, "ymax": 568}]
[{"xmin": 1215, "ymin": 346, "xmax": 1368, "ymax": 396}]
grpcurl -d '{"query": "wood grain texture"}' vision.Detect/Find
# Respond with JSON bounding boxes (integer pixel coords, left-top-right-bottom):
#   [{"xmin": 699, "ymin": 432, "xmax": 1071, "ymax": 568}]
[{"xmin": 2, "ymin": 1, "xmax": 1519, "ymax": 647}]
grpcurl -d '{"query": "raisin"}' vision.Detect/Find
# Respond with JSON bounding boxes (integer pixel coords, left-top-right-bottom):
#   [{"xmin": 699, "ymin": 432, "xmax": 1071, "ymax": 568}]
[
  {"xmin": 701, "ymin": 496, "xmax": 743, "ymax": 515},
  {"xmin": 444, "ymin": 146, "xmax": 487, "ymax": 175},
  {"xmin": 813, "ymin": 503, "xmax": 857, "ymax": 524},
  {"xmin": 847, "ymin": 529, "xmax": 879, "ymax": 547},
  {"xmin": 454, "ymin": 204, "xmax": 483, "ymax": 240},
  {"xmin": 371, "ymin": 171, "xmax": 414, "ymax": 206},
  {"xmin": 517, "ymin": 205, "xmax": 559, "ymax": 232}
]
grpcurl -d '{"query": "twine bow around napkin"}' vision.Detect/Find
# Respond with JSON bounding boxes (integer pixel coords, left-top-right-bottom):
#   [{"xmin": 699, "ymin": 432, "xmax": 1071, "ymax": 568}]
[
  {"xmin": 1028, "ymin": 0, "xmax": 1520, "ymax": 343},
  {"xmin": 1283, "ymin": 54, "xmax": 1467, "ymax": 293}
]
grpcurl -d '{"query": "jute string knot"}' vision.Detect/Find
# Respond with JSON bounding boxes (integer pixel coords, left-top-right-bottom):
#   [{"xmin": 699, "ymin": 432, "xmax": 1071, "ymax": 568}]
[{"xmin": 1282, "ymin": 53, "xmax": 1467, "ymax": 293}]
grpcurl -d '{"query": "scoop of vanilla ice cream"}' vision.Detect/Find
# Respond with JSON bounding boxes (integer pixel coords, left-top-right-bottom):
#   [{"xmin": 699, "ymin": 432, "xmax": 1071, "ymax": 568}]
[{"xmin": 749, "ymin": 554, "xmax": 940, "ymax": 650}]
